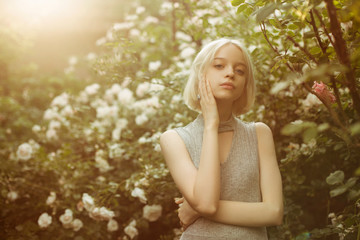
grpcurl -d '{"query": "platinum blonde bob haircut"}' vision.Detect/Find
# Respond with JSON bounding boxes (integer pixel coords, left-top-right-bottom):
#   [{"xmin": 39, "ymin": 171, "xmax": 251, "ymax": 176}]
[{"xmin": 183, "ymin": 38, "xmax": 255, "ymax": 116}]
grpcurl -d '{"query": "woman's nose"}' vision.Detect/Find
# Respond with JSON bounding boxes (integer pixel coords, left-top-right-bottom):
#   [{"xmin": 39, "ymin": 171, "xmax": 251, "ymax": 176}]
[{"xmin": 226, "ymin": 67, "xmax": 234, "ymax": 78}]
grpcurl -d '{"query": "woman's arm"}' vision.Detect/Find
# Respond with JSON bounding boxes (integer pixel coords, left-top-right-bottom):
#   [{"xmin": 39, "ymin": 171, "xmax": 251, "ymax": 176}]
[
  {"xmin": 160, "ymin": 77, "xmax": 221, "ymax": 216},
  {"xmin": 178, "ymin": 122, "xmax": 283, "ymax": 227}
]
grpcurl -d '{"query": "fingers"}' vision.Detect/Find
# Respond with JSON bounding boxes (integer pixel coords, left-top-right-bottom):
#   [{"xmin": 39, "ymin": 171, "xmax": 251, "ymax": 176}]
[
  {"xmin": 198, "ymin": 76, "xmax": 212, "ymax": 104},
  {"xmin": 174, "ymin": 197, "xmax": 184, "ymax": 204}
]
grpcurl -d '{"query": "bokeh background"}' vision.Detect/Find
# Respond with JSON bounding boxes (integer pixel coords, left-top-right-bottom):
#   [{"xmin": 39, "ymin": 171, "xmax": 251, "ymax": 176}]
[{"xmin": 1, "ymin": 0, "xmax": 359, "ymax": 239}]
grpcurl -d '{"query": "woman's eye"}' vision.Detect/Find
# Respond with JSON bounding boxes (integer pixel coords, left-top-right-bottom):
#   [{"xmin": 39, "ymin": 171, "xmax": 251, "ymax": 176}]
[
  {"xmin": 214, "ymin": 64, "xmax": 223, "ymax": 69},
  {"xmin": 236, "ymin": 69, "xmax": 244, "ymax": 75}
]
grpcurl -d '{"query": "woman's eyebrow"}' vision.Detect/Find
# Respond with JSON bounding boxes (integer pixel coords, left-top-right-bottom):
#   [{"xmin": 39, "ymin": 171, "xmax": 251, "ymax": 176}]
[{"xmin": 213, "ymin": 57, "xmax": 246, "ymax": 66}]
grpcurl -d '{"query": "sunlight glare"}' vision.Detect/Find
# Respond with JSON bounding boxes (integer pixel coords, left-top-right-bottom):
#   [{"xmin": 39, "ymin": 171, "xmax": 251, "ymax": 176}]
[{"xmin": 6, "ymin": 0, "xmax": 73, "ymax": 24}]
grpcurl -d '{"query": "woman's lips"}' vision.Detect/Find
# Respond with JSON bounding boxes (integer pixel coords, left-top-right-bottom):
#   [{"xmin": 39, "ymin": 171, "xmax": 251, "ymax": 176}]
[{"xmin": 220, "ymin": 82, "xmax": 234, "ymax": 89}]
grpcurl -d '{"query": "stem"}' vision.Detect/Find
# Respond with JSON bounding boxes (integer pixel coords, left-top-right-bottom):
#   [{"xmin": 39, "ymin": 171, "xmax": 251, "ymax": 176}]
[
  {"xmin": 324, "ymin": 0, "xmax": 360, "ymax": 115},
  {"xmin": 330, "ymin": 76, "xmax": 347, "ymax": 123},
  {"xmin": 309, "ymin": 9, "xmax": 327, "ymax": 54}
]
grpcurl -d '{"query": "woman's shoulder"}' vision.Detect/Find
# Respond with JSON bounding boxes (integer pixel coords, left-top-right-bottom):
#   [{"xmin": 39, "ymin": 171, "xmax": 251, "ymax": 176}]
[{"xmin": 253, "ymin": 122, "xmax": 273, "ymax": 138}]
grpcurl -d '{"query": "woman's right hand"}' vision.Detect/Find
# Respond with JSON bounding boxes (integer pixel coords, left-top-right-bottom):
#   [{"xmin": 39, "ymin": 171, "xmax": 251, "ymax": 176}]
[{"xmin": 198, "ymin": 76, "xmax": 219, "ymax": 129}]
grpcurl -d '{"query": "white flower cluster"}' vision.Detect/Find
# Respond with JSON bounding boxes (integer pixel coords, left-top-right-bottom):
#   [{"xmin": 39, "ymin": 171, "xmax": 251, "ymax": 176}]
[
  {"xmin": 142, "ymin": 204, "xmax": 162, "ymax": 222},
  {"xmin": 80, "ymin": 193, "xmax": 118, "ymax": 232},
  {"xmin": 328, "ymin": 213, "xmax": 356, "ymax": 240},
  {"xmin": 59, "ymin": 209, "xmax": 83, "ymax": 231},
  {"xmin": 301, "ymin": 93, "xmax": 322, "ymax": 112},
  {"xmin": 95, "ymin": 149, "xmax": 113, "ymax": 173},
  {"xmin": 16, "ymin": 139, "xmax": 40, "ymax": 161},
  {"xmin": 131, "ymin": 187, "xmax": 147, "ymax": 204},
  {"xmin": 38, "ymin": 212, "xmax": 52, "ymax": 228},
  {"xmin": 124, "ymin": 219, "xmax": 138, "ymax": 239}
]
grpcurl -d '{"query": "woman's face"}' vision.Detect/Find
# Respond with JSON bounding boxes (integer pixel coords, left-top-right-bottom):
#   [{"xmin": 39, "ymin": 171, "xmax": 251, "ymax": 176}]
[{"xmin": 204, "ymin": 43, "xmax": 247, "ymax": 103}]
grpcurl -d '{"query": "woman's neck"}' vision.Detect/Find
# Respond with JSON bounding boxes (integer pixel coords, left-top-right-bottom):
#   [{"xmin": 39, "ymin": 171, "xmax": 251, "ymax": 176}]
[{"xmin": 216, "ymin": 100, "xmax": 233, "ymax": 122}]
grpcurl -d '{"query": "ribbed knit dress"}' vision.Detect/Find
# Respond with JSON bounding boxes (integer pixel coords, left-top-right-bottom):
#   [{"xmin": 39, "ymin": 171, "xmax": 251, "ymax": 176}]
[{"xmin": 174, "ymin": 114, "xmax": 268, "ymax": 240}]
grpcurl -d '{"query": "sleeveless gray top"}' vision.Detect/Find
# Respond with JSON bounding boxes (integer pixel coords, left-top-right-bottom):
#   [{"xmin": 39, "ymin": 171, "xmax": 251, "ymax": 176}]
[{"xmin": 174, "ymin": 114, "xmax": 268, "ymax": 240}]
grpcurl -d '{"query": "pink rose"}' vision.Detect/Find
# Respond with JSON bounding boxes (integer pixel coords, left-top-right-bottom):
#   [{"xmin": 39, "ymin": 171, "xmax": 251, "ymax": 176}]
[{"xmin": 312, "ymin": 81, "xmax": 336, "ymax": 104}]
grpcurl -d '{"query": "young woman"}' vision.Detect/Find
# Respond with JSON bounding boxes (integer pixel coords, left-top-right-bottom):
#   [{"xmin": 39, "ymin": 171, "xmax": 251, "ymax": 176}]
[{"xmin": 160, "ymin": 38, "xmax": 283, "ymax": 239}]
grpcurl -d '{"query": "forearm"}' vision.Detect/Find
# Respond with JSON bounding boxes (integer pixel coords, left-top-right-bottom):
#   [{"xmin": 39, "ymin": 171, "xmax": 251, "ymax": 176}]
[
  {"xmin": 192, "ymin": 126, "xmax": 220, "ymax": 215},
  {"xmin": 206, "ymin": 200, "xmax": 283, "ymax": 227}
]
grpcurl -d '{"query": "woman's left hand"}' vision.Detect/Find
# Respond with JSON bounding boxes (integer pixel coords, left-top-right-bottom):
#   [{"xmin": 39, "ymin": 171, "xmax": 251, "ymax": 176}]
[{"xmin": 175, "ymin": 197, "xmax": 200, "ymax": 230}]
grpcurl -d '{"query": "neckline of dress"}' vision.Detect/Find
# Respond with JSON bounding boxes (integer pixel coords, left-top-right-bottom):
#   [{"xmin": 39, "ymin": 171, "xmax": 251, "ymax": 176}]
[{"xmin": 197, "ymin": 114, "xmax": 236, "ymax": 133}]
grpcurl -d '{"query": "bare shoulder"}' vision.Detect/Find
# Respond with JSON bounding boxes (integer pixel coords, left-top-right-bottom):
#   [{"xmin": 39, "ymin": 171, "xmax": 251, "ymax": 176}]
[
  {"xmin": 159, "ymin": 129, "xmax": 185, "ymax": 151},
  {"xmin": 254, "ymin": 122, "xmax": 274, "ymax": 140},
  {"xmin": 160, "ymin": 129, "xmax": 180, "ymax": 143}
]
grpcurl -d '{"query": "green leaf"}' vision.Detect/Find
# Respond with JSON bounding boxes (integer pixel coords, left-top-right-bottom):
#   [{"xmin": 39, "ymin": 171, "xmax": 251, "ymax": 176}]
[
  {"xmin": 344, "ymin": 177, "xmax": 358, "ymax": 188},
  {"xmin": 237, "ymin": 3, "xmax": 248, "ymax": 14},
  {"xmin": 270, "ymin": 81, "xmax": 289, "ymax": 94},
  {"xmin": 330, "ymin": 185, "xmax": 347, "ymax": 197},
  {"xmin": 269, "ymin": 19, "xmax": 280, "ymax": 28},
  {"xmin": 326, "ymin": 170, "xmax": 344, "ymax": 185},
  {"xmin": 304, "ymin": 31, "xmax": 315, "ymax": 38},
  {"xmin": 317, "ymin": 123, "xmax": 329, "ymax": 132},
  {"xmin": 302, "ymin": 127, "xmax": 318, "ymax": 143},
  {"xmin": 288, "ymin": 24, "xmax": 298, "ymax": 30},
  {"xmin": 350, "ymin": 122, "xmax": 360, "ymax": 136},
  {"xmin": 231, "ymin": 0, "xmax": 245, "ymax": 7},
  {"xmin": 255, "ymin": 3, "xmax": 278, "ymax": 22},
  {"xmin": 309, "ymin": 47, "xmax": 322, "ymax": 55}
]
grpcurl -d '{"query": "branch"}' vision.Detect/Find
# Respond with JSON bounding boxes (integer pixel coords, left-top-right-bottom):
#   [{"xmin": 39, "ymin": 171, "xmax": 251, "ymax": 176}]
[
  {"xmin": 309, "ymin": 9, "xmax": 327, "ymax": 54},
  {"xmin": 286, "ymin": 35, "xmax": 318, "ymax": 64},
  {"xmin": 330, "ymin": 75, "xmax": 347, "ymax": 123},
  {"xmin": 313, "ymin": 9, "xmax": 335, "ymax": 47},
  {"xmin": 260, "ymin": 23, "xmax": 296, "ymax": 73},
  {"xmin": 325, "ymin": 0, "xmax": 360, "ymax": 115}
]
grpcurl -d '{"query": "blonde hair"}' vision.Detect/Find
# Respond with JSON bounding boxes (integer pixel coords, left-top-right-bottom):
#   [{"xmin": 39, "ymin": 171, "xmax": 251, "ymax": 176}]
[{"xmin": 183, "ymin": 38, "xmax": 255, "ymax": 116}]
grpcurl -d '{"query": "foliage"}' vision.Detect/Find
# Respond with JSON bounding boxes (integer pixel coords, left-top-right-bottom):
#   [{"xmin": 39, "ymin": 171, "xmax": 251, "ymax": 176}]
[{"xmin": 1, "ymin": 0, "xmax": 360, "ymax": 239}]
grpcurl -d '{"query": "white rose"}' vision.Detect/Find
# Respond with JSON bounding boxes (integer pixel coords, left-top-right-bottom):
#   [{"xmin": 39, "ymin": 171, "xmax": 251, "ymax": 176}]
[
  {"xmin": 82, "ymin": 193, "xmax": 95, "ymax": 212},
  {"xmin": 95, "ymin": 157, "xmax": 113, "ymax": 173},
  {"xmin": 144, "ymin": 16, "xmax": 159, "ymax": 24},
  {"xmin": 46, "ymin": 128, "xmax": 58, "ymax": 141},
  {"xmin": 180, "ymin": 47, "xmax": 196, "ymax": 59},
  {"xmin": 43, "ymin": 108, "xmax": 60, "ymax": 121},
  {"xmin": 59, "ymin": 209, "xmax": 73, "ymax": 226},
  {"xmin": 302, "ymin": 93, "xmax": 322, "ymax": 111},
  {"xmin": 135, "ymin": 114, "xmax": 148, "ymax": 125},
  {"xmin": 108, "ymin": 144, "xmax": 124, "ymax": 160},
  {"xmin": 48, "ymin": 120, "xmax": 61, "ymax": 129},
  {"xmin": 16, "ymin": 143, "xmax": 33, "ymax": 161},
  {"xmin": 38, "ymin": 213, "xmax": 52, "ymax": 228},
  {"xmin": 32, "ymin": 125, "xmax": 41, "ymax": 133},
  {"xmin": 143, "ymin": 204, "xmax": 162, "ymax": 222},
  {"xmin": 99, "ymin": 207, "xmax": 115, "ymax": 221},
  {"xmin": 131, "ymin": 187, "xmax": 147, "ymax": 204},
  {"xmin": 51, "ymin": 92, "xmax": 69, "ymax": 107},
  {"xmin": 124, "ymin": 220, "xmax": 138, "ymax": 239},
  {"xmin": 84, "ymin": 83, "xmax": 100, "ymax": 95},
  {"xmin": 89, "ymin": 207, "xmax": 101, "ymax": 221},
  {"xmin": 46, "ymin": 192, "xmax": 56, "ymax": 205},
  {"xmin": 148, "ymin": 61, "xmax": 161, "ymax": 71},
  {"xmin": 107, "ymin": 218, "xmax": 119, "ymax": 232},
  {"xmin": 117, "ymin": 88, "xmax": 134, "ymax": 105},
  {"xmin": 136, "ymin": 82, "xmax": 150, "ymax": 97},
  {"xmin": 136, "ymin": 6, "xmax": 145, "ymax": 14},
  {"xmin": 110, "ymin": 83, "xmax": 122, "ymax": 95},
  {"xmin": 71, "ymin": 218, "xmax": 83, "ymax": 231},
  {"xmin": 60, "ymin": 105, "xmax": 74, "ymax": 117},
  {"xmin": 7, "ymin": 191, "xmax": 18, "ymax": 201}
]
